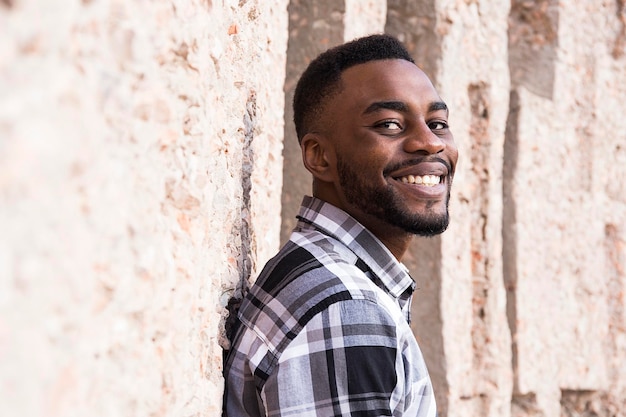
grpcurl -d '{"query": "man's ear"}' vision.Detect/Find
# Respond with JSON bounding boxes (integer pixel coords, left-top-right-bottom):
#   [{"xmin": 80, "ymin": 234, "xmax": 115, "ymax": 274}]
[{"xmin": 301, "ymin": 133, "xmax": 335, "ymax": 182}]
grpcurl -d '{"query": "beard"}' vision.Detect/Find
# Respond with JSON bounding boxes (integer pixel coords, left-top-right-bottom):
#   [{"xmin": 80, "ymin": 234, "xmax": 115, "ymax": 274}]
[{"xmin": 337, "ymin": 156, "xmax": 451, "ymax": 237}]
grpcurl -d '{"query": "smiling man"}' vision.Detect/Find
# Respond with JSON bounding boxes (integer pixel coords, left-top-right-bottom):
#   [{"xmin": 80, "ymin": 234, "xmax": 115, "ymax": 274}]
[{"xmin": 223, "ymin": 34, "xmax": 458, "ymax": 417}]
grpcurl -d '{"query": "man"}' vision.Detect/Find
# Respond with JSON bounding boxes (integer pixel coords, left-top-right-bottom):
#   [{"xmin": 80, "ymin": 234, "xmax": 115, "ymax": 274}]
[{"xmin": 223, "ymin": 34, "xmax": 458, "ymax": 416}]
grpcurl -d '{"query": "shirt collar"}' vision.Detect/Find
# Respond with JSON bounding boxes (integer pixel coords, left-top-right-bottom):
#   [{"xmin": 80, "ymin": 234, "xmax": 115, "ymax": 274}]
[{"xmin": 296, "ymin": 196, "xmax": 416, "ymax": 298}]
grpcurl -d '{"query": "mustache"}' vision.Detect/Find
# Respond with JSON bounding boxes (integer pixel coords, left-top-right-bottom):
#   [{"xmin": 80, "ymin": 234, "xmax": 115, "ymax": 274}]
[{"xmin": 383, "ymin": 157, "xmax": 452, "ymax": 176}]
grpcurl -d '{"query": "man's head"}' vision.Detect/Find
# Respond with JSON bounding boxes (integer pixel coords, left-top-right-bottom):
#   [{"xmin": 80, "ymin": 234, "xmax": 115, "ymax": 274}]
[
  {"xmin": 293, "ymin": 34, "xmax": 459, "ymax": 256},
  {"xmin": 293, "ymin": 34, "xmax": 414, "ymax": 143}
]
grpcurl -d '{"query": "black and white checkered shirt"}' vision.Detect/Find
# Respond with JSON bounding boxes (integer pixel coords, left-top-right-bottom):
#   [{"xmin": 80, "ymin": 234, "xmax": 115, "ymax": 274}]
[{"xmin": 223, "ymin": 196, "xmax": 436, "ymax": 416}]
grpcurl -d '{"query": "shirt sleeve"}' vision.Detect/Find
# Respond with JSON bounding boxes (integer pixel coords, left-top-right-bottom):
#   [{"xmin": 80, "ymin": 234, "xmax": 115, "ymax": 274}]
[{"xmin": 260, "ymin": 298, "xmax": 428, "ymax": 416}]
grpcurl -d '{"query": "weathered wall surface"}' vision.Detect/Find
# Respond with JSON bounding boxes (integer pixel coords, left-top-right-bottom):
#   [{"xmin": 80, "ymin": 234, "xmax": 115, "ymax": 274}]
[
  {"xmin": 2, "ymin": 0, "xmax": 625, "ymax": 416},
  {"xmin": 504, "ymin": 1, "xmax": 626, "ymax": 415},
  {"xmin": 0, "ymin": 0, "xmax": 287, "ymax": 415}
]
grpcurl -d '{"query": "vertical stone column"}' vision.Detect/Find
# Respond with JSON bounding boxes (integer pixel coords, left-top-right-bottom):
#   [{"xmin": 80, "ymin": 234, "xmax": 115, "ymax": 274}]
[
  {"xmin": 505, "ymin": 1, "xmax": 562, "ymax": 414},
  {"xmin": 505, "ymin": 0, "xmax": 626, "ymax": 415},
  {"xmin": 438, "ymin": 2, "xmax": 513, "ymax": 416}
]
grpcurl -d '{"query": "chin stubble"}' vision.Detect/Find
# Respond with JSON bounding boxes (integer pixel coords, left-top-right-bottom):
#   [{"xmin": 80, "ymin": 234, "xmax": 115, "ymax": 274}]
[{"xmin": 337, "ymin": 156, "xmax": 451, "ymax": 237}]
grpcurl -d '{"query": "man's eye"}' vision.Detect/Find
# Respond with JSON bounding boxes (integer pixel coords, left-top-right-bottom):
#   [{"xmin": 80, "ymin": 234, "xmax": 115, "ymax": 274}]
[
  {"xmin": 429, "ymin": 121, "xmax": 448, "ymax": 131},
  {"xmin": 377, "ymin": 121, "xmax": 402, "ymax": 131}
]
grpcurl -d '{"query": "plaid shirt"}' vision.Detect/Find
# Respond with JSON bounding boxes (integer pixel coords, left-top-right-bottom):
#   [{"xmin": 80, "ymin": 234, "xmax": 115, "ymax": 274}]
[{"xmin": 223, "ymin": 196, "xmax": 436, "ymax": 416}]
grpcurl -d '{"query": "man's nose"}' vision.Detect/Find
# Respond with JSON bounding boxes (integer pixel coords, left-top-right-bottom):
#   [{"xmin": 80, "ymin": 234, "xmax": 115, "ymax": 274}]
[{"xmin": 402, "ymin": 122, "xmax": 446, "ymax": 155}]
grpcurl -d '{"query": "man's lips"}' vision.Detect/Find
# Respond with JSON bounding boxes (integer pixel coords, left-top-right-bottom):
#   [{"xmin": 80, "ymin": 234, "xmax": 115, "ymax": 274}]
[
  {"xmin": 384, "ymin": 159, "xmax": 452, "ymax": 199},
  {"xmin": 396, "ymin": 174, "xmax": 442, "ymax": 186},
  {"xmin": 385, "ymin": 159, "xmax": 451, "ymax": 182}
]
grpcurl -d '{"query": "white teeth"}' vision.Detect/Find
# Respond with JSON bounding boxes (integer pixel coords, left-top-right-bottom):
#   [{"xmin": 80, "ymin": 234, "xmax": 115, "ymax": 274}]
[{"xmin": 397, "ymin": 175, "xmax": 441, "ymax": 186}]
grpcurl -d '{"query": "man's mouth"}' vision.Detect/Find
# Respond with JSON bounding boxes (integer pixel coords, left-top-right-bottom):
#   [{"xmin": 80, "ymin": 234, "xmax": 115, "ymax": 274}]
[{"xmin": 395, "ymin": 174, "xmax": 442, "ymax": 187}]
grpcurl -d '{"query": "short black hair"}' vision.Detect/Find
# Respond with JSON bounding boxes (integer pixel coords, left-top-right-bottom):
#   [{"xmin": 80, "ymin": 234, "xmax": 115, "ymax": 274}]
[{"xmin": 292, "ymin": 34, "xmax": 415, "ymax": 142}]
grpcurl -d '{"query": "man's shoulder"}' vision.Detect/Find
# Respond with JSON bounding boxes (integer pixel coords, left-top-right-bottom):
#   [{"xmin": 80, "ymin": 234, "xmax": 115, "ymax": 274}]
[
  {"xmin": 253, "ymin": 231, "xmax": 362, "ymax": 296},
  {"xmin": 237, "ymin": 231, "xmax": 380, "ymax": 355}
]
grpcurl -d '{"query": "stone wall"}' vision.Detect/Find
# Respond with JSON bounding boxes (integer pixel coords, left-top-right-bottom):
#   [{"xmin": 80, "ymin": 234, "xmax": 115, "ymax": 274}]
[
  {"xmin": 2, "ymin": 0, "xmax": 625, "ymax": 416},
  {"xmin": 0, "ymin": 0, "xmax": 287, "ymax": 415}
]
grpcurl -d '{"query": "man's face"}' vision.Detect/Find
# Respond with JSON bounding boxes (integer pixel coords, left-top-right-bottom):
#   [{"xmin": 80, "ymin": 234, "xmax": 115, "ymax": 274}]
[{"xmin": 321, "ymin": 59, "xmax": 458, "ymax": 237}]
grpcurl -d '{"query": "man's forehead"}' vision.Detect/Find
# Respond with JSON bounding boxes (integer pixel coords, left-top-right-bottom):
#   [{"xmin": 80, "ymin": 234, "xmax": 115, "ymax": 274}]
[{"xmin": 337, "ymin": 60, "xmax": 441, "ymax": 109}]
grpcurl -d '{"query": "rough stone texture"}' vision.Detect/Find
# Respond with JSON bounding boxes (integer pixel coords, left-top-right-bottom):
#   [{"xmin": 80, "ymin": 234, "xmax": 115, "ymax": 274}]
[
  {"xmin": 0, "ymin": 0, "xmax": 287, "ymax": 415},
  {"xmin": 505, "ymin": 0, "xmax": 626, "ymax": 415},
  {"xmin": 343, "ymin": 0, "xmax": 387, "ymax": 42},
  {"xmin": 430, "ymin": 2, "xmax": 513, "ymax": 416},
  {"xmin": 386, "ymin": 0, "xmax": 440, "ymax": 84}
]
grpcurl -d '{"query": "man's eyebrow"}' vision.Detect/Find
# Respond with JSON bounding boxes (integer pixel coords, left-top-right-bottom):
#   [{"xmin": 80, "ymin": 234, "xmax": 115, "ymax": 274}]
[
  {"xmin": 429, "ymin": 101, "xmax": 448, "ymax": 113},
  {"xmin": 362, "ymin": 100, "xmax": 448, "ymax": 115},
  {"xmin": 362, "ymin": 101, "xmax": 409, "ymax": 115}
]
